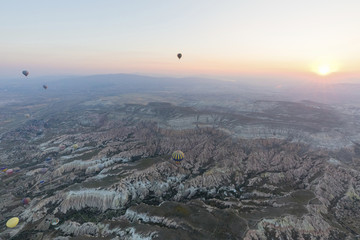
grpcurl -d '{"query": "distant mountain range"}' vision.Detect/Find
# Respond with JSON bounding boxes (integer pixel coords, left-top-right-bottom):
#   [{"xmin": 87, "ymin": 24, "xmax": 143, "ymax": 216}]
[{"xmin": 1, "ymin": 73, "xmax": 359, "ymax": 104}]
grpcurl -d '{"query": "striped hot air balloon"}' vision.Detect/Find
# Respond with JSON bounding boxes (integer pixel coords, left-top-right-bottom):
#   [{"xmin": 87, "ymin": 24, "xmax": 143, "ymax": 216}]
[
  {"xmin": 172, "ymin": 150, "xmax": 184, "ymax": 164},
  {"xmin": 51, "ymin": 218, "xmax": 60, "ymax": 225}
]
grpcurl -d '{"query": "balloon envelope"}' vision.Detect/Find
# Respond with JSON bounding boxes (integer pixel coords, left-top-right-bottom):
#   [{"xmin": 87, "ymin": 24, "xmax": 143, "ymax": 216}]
[
  {"xmin": 22, "ymin": 70, "xmax": 29, "ymax": 76},
  {"xmin": 172, "ymin": 150, "xmax": 184, "ymax": 164},
  {"xmin": 51, "ymin": 218, "xmax": 59, "ymax": 225},
  {"xmin": 43, "ymin": 85, "xmax": 48, "ymax": 89},
  {"xmin": 22, "ymin": 197, "xmax": 31, "ymax": 205},
  {"xmin": 6, "ymin": 169, "xmax": 14, "ymax": 175},
  {"xmin": 177, "ymin": 53, "xmax": 182, "ymax": 59},
  {"xmin": 6, "ymin": 217, "xmax": 19, "ymax": 228}
]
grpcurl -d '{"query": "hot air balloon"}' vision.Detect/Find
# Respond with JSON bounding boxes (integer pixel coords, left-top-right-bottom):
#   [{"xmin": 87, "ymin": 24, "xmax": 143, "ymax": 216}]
[
  {"xmin": 51, "ymin": 218, "xmax": 60, "ymax": 226},
  {"xmin": 6, "ymin": 217, "xmax": 19, "ymax": 228},
  {"xmin": 40, "ymin": 168, "xmax": 48, "ymax": 174},
  {"xmin": 22, "ymin": 197, "xmax": 31, "ymax": 205},
  {"xmin": 24, "ymin": 114, "xmax": 30, "ymax": 118},
  {"xmin": 6, "ymin": 169, "xmax": 14, "ymax": 175},
  {"xmin": 73, "ymin": 144, "xmax": 78, "ymax": 150},
  {"xmin": 14, "ymin": 167, "xmax": 21, "ymax": 173},
  {"xmin": 59, "ymin": 145, "xmax": 66, "ymax": 151},
  {"xmin": 22, "ymin": 70, "xmax": 29, "ymax": 77},
  {"xmin": 177, "ymin": 53, "xmax": 182, "ymax": 59},
  {"xmin": 43, "ymin": 85, "xmax": 48, "ymax": 90},
  {"xmin": 39, "ymin": 180, "xmax": 45, "ymax": 184},
  {"xmin": 1, "ymin": 167, "xmax": 7, "ymax": 172},
  {"xmin": 172, "ymin": 150, "xmax": 184, "ymax": 164}
]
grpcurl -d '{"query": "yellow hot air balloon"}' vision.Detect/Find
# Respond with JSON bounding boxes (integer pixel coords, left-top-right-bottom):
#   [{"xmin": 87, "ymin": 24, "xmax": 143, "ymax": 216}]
[
  {"xmin": 73, "ymin": 144, "xmax": 78, "ymax": 150},
  {"xmin": 6, "ymin": 217, "xmax": 19, "ymax": 228},
  {"xmin": 172, "ymin": 150, "xmax": 184, "ymax": 164}
]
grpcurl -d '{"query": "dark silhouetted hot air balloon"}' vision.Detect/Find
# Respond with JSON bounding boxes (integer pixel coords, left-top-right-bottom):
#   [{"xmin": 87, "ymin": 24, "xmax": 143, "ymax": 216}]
[
  {"xmin": 22, "ymin": 70, "xmax": 29, "ymax": 77},
  {"xmin": 177, "ymin": 53, "xmax": 182, "ymax": 59},
  {"xmin": 172, "ymin": 150, "xmax": 184, "ymax": 164},
  {"xmin": 43, "ymin": 85, "xmax": 48, "ymax": 90}
]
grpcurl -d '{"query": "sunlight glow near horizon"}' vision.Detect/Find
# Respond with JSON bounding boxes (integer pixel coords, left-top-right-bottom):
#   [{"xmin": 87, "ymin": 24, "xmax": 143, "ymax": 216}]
[{"xmin": 0, "ymin": 0, "xmax": 359, "ymax": 82}]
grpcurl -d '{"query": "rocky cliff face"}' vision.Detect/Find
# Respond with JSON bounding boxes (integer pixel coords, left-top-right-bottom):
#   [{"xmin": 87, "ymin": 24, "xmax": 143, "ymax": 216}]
[{"xmin": 1, "ymin": 100, "xmax": 360, "ymax": 239}]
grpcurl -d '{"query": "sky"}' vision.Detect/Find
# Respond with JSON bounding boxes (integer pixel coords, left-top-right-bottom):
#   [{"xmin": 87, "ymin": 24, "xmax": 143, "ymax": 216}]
[{"xmin": 1, "ymin": 0, "xmax": 360, "ymax": 82}]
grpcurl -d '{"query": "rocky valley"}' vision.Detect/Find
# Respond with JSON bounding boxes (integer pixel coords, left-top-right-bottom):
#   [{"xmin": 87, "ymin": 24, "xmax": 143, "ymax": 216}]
[{"xmin": 0, "ymin": 75, "xmax": 360, "ymax": 239}]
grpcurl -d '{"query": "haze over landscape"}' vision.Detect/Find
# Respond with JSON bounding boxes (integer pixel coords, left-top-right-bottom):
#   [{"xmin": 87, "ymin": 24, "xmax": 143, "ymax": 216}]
[
  {"xmin": 1, "ymin": 1, "xmax": 360, "ymax": 240},
  {"xmin": 1, "ymin": 0, "xmax": 360, "ymax": 81}
]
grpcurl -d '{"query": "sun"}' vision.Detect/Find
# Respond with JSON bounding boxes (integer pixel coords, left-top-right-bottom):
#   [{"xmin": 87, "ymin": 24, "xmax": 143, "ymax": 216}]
[
  {"xmin": 311, "ymin": 60, "xmax": 339, "ymax": 76},
  {"xmin": 317, "ymin": 64, "xmax": 331, "ymax": 76}
]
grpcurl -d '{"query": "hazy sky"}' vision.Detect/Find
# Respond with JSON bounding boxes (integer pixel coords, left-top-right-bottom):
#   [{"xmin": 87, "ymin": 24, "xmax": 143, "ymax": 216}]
[{"xmin": 1, "ymin": 0, "xmax": 359, "ymax": 81}]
